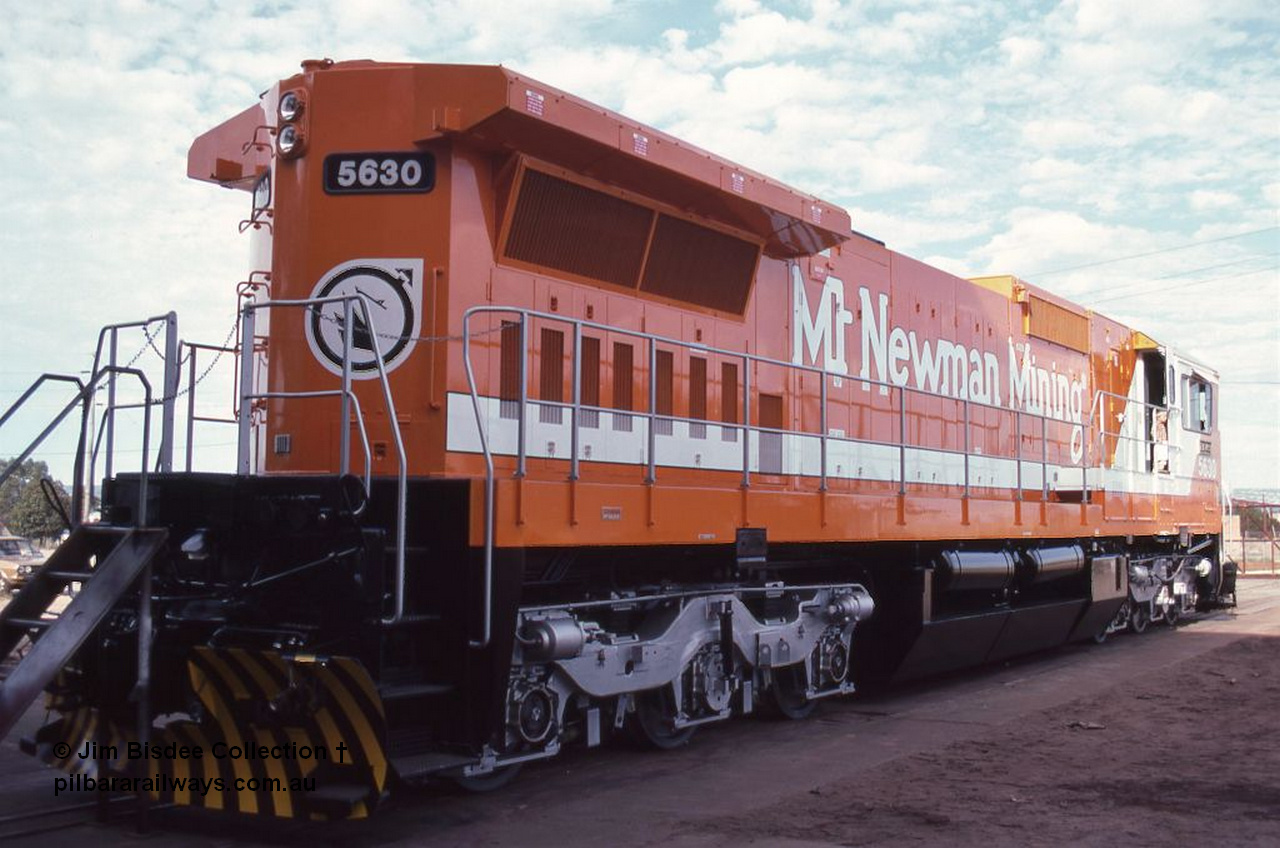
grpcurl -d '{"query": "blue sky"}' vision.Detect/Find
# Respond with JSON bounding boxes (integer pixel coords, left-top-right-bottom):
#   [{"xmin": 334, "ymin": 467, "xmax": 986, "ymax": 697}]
[{"xmin": 1, "ymin": 0, "xmax": 1277, "ymax": 491}]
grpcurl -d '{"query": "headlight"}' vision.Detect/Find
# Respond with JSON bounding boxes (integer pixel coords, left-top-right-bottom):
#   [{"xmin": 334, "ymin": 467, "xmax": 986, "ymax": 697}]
[
  {"xmin": 1195, "ymin": 558, "xmax": 1212, "ymax": 577},
  {"xmin": 279, "ymin": 91, "xmax": 304, "ymax": 122},
  {"xmin": 277, "ymin": 124, "xmax": 302, "ymax": 156}
]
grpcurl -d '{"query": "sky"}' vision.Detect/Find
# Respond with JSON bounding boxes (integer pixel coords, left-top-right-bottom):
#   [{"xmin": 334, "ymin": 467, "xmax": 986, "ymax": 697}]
[{"xmin": 1, "ymin": 0, "xmax": 1277, "ymax": 493}]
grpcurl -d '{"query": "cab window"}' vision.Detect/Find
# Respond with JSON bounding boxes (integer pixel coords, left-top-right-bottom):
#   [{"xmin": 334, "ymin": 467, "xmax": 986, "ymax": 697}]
[{"xmin": 1180, "ymin": 375, "xmax": 1214, "ymax": 433}]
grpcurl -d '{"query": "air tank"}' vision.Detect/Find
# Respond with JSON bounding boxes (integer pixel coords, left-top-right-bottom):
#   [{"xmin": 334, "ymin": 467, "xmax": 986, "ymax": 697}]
[
  {"xmin": 1024, "ymin": 545, "xmax": 1085, "ymax": 583},
  {"xmin": 937, "ymin": 550, "xmax": 1016, "ymax": 591}
]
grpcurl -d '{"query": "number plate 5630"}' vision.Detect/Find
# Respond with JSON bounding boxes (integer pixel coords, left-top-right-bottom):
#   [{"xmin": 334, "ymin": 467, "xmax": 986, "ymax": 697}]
[{"xmin": 323, "ymin": 152, "xmax": 435, "ymax": 194}]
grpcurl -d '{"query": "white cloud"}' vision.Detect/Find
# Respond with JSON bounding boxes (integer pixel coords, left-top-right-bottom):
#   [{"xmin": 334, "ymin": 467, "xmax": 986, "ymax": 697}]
[
  {"xmin": 1021, "ymin": 118, "xmax": 1103, "ymax": 150},
  {"xmin": 1189, "ymin": 190, "xmax": 1242, "ymax": 211},
  {"xmin": 1021, "ymin": 157, "xmax": 1089, "ymax": 181},
  {"xmin": 1000, "ymin": 36, "xmax": 1046, "ymax": 68}
]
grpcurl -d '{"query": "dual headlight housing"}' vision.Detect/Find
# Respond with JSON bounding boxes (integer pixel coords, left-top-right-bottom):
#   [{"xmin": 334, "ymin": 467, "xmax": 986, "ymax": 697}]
[{"xmin": 276, "ymin": 89, "xmax": 306, "ymax": 158}]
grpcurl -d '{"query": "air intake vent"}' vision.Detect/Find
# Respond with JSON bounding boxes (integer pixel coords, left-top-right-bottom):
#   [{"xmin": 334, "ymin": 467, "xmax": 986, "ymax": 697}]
[
  {"xmin": 505, "ymin": 170, "xmax": 652, "ymax": 288},
  {"xmin": 1027, "ymin": 295, "xmax": 1089, "ymax": 353},
  {"xmin": 640, "ymin": 214, "xmax": 759, "ymax": 314}
]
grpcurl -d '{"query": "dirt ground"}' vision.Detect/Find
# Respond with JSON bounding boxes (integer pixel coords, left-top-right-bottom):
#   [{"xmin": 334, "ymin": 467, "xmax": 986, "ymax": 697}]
[
  {"xmin": 697, "ymin": 635, "xmax": 1280, "ymax": 847},
  {"xmin": 2, "ymin": 579, "xmax": 1278, "ymax": 847}
]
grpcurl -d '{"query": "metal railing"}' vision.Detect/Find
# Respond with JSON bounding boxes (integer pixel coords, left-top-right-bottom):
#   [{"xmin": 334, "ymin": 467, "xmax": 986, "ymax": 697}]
[
  {"xmin": 1086, "ymin": 389, "xmax": 1184, "ymax": 475},
  {"xmin": 237, "ymin": 294, "xmax": 409, "ymax": 625},
  {"xmin": 77, "ymin": 315, "xmax": 179, "ymax": 522},
  {"xmin": 462, "ymin": 305, "xmax": 1105, "ymax": 647},
  {"xmin": 1, "ymin": 367, "xmax": 155, "ymax": 530},
  {"xmin": 182, "ymin": 340, "xmax": 239, "ymax": 472}
]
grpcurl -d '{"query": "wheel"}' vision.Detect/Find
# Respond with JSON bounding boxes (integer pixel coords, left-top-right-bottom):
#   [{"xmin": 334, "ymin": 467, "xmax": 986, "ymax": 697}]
[
  {"xmin": 1092, "ymin": 626, "xmax": 1109, "ymax": 645},
  {"xmin": 1130, "ymin": 604, "xmax": 1149, "ymax": 634},
  {"xmin": 1165, "ymin": 603, "xmax": 1180, "ymax": 627},
  {"xmin": 632, "ymin": 687, "xmax": 695, "ymax": 750},
  {"xmin": 769, "ymin": 664, "xmax": 816, "ymax": 720},
  {"xmin": 452, "ymin": 763, "xmax": 523, "ymax": 793}
]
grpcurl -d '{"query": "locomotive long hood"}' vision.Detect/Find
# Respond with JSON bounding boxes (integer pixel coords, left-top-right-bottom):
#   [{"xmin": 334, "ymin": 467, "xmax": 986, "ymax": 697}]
[
  {"xmin": 189, "ymin": 60, "xmax": 851, "ymax": 259},
  {"xmin": 423, "ymin": 64, "xmax": 851, "ymax": 259}
]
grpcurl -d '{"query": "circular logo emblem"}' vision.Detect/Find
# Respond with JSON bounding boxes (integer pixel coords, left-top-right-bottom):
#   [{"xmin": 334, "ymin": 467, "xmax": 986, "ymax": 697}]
[{"xmin": 304, "ymin": 259, "xmax": 423, "ymax": 378}]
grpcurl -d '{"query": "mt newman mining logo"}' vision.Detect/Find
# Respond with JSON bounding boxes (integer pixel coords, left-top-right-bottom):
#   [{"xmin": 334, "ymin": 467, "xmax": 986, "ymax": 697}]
[{"xmin": 791, "ymin": 265, "xmax": 1087, "ymax": 463}]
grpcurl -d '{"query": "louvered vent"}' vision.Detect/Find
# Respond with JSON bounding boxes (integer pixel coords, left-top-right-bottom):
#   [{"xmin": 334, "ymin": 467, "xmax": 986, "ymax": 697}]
[
  {"xmin": 640, "ymin": 214, "xmax": 759, "ymax": 313},
  {"xmin": 1027, "ymin": 295, "xmax": 1089, "ymax": 353},
  {"xmin": 505, "ymin": 170, "xmax": 652, "ymax": 288},
  {"xmin": 502, "ymin": 166, "xmax": 762, "ymax": 314}
]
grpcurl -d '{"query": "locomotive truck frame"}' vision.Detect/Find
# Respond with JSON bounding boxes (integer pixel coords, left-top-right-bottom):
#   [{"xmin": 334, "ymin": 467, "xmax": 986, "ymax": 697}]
[{"xmin": 0, "ymin": 59, "xmax": 1233, "ymax": 821}]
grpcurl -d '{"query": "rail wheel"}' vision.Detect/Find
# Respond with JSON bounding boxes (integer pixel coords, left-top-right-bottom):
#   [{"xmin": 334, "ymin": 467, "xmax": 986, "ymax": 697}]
[
  {"xmin": 633, "ymin": 687, "xmax": 695, "ymax": 750},
  {"xmin": 1130, "ymin": 604, "xmax": 1150, "ymax": 634},
  {"xmin": 452, "ymin": 763, "xmax": 523, "ymax": 793},
  {"xmin": 770, "ymin": 664, "xmax": 816, "ymax": 720},
  {"xmin": 1165, "ymin": 603, "xmax": 1181, "ymax": 627}
]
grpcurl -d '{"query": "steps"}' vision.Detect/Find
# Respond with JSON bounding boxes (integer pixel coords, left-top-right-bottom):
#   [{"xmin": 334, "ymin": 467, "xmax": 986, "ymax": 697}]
[{"xmin": 0, "ymin": 524, "xmax": 167, "ymax": 740}]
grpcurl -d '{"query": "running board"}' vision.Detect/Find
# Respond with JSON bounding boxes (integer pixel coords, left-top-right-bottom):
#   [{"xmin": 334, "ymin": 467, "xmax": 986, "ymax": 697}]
[{"xmin": 0, "ymin": 526, "xmax": 168, "ymax": 740}]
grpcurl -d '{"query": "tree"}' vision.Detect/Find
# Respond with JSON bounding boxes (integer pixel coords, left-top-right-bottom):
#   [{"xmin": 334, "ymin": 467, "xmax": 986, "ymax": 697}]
[
  {"xmin": 8, "ymin": 481, "xmax": 69, "ymax": 541},
  {"xmin": 1, "ymin": 457, "xmax": 52, "ymax": 518},
  {"xmin": 1, "ymin": 457, "xmax": 70, "ymax": 541}
]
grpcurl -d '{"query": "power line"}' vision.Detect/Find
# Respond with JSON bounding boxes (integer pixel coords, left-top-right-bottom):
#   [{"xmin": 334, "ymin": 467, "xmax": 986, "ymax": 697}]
[
  {"xmin": 1027, "ymin": 225, "xmax": 1279, "ymax": 277},
  {"xmin": 1064, "ymin": 253, "xmax": 1274, "ymax": 303},
  {"xmin": 1076, "ymin": 254, "xmax": 1275, "ymax": 299},
  {"xmin": 1089, "ymin": 266, "xmax": 1278, "ymax": 306}
]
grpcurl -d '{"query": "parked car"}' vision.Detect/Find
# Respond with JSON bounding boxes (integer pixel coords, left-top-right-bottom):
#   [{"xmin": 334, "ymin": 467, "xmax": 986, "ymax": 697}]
[{"xmin": 0, "ymin": 535, "xmax": 44, "ymax": 591}]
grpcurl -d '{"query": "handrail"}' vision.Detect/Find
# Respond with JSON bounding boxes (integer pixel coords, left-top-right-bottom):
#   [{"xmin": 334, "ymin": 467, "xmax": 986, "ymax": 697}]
[
  {"xmin": 181, "ymin": 340, "xmax": 239, "ymax": 473},
  {"xmin": 0, "ymin": 374, "xmax": 85, "ymax": 492},
  {"xmin": 1086, "ymin": 388, "xmax": 1185, "ymax": 474},
  {"xmin": 103, "ymin": 367, "xmax": 155, "ymax": 527},
  {"xmin": 460, "ymin": 304, "xmax": 1105, "ymax": 651},
  {"xmin": 246, "ymin": 390, "xmax": 374, "ymax": 507},
  {"xmin": 0, "ymin": 367, "xmax": 153, "ymax": 528},
  {"xmin": 238, "ymin": 294, "xmax": 409, "ymax": 625},
  {"xmin": 461, "ymin": 304, "xmax": 1210, "ymax": 648},
  {"xmin": 462, "ymin": 321, "xmax": 495, "ymax": 648},
  {"xmin": 76, "ymin": 314, "xmax": 178, "ymax": 523},
  {"xmin": 464, "ymin": 305, "xmax": 1087, "ymax": 446}
]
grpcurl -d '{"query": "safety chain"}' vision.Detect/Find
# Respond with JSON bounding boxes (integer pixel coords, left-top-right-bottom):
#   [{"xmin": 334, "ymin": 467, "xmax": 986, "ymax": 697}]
[
  {"xmin": 303, "ymin": 303, "xmax": 506, "ymax": 346},
  {"xmin": 108, "ymin": 305, "xmax": 507, "ymax": 410}
]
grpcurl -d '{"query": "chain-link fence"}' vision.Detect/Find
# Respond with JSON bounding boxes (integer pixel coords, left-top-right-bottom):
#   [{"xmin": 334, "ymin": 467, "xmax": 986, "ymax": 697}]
[{"xmin": 1225, "ymin": 498, "xmax": 1280, "ymax": 576}]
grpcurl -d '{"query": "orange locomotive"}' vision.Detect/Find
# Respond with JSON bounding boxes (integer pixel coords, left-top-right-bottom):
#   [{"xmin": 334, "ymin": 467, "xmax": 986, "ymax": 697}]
[{"xmin": 9, "ymin": 60, "xmax": 1232, "ymax": 818}]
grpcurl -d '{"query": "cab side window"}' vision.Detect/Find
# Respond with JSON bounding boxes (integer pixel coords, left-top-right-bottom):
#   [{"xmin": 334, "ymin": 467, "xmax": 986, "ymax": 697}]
[{"xmin": 1180, "ymin": 375, "xmax": 1214, "ymax": 434}]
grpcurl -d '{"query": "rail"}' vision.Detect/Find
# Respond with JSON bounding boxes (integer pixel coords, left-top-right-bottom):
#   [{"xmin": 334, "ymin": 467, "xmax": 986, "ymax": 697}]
[
  {"xmin": 0, "ymin": 374, "xmax": 86, "ymax": 501},
  {"xmin": 181, "ymin": 340, "xmax": 239, "ymax": 472},
  {"xmin": 462, "ymin": 304, "xmax": 1097, "ymax": 648},
  {"xmin": 1, "ymin": 367, "xmax": 154, "ymax": 529},
  {"xmin": 238, "ymin": 295, "xmax": 409, "ymax": 624},
  {"xmin": 247, "ymin": 390, "xmax": 375, "ymax": 505},
  {"xmin": 1086, "ymin": 389, "xmax": 1184, "ymax": 473},
  {"xmin": 78, "ymin": 315, "xmax": 179, "ymax": 522}
]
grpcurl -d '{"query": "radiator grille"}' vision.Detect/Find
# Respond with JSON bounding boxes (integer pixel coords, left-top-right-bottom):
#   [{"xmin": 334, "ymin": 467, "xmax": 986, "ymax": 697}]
[
  {"xmin": 505, "ymin": 170, "xmax": 651, "ymax": 288},
  {"xmin": 502, "ymin": 167, "xmax": 760, "ymax": 314},
  {"xmin": 640, "ymin": 214, "xmax": 759, "ymax": 313},
  {"xmin": 1027, "ymin": 295, "xmax": 1089, "ymax": 353}
]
